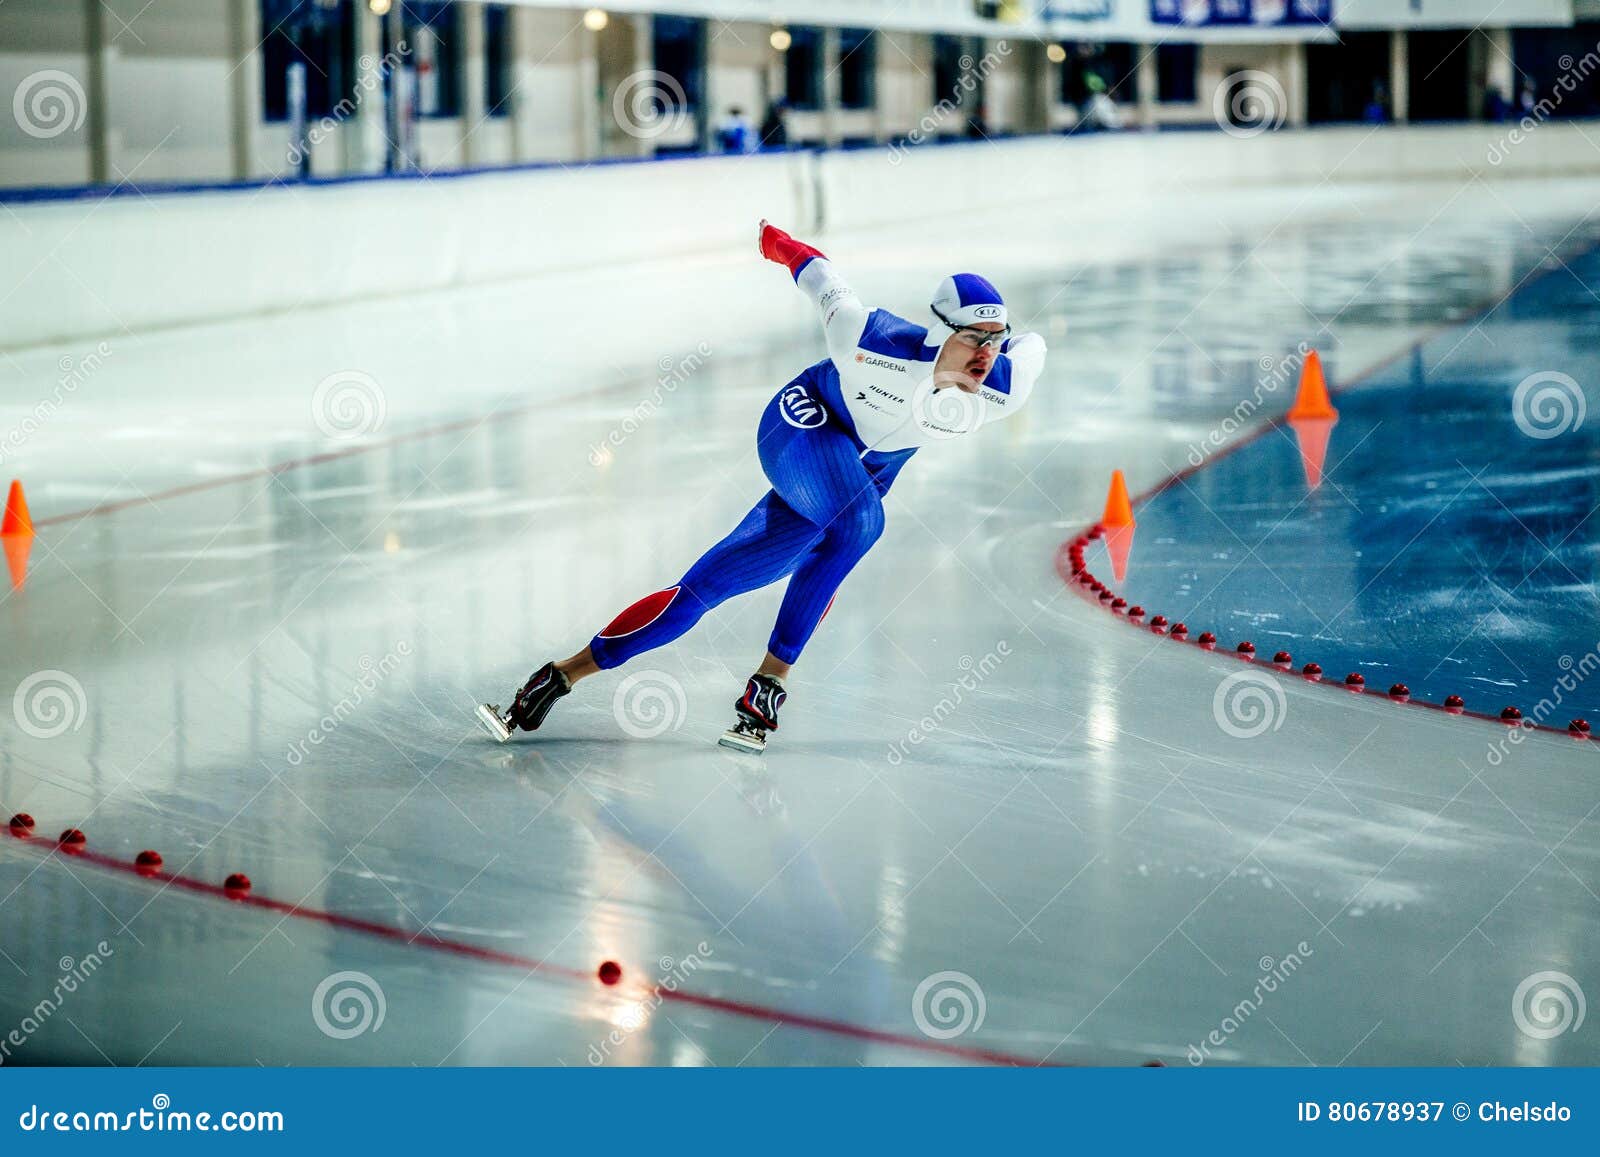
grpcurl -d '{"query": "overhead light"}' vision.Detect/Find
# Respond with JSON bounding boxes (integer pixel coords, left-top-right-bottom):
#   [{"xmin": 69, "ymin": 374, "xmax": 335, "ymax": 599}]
[
  {"xmin": 1047, "ymin": 43, "xmax": 1066, "ymax": 64},
  {"xmin": 583, "ymin": 8, "xmax": 609, "ymax": 32},
  {"xmin": 368, "ymin": 0, "xmax": 391, "ymax": 15},
  {"xmin": 770, "ymin": 28, "xmax": 791, "ymax": 52}
]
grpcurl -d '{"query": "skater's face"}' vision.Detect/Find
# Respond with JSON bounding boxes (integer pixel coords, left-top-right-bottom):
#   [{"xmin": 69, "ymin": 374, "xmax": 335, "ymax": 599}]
[{"xmin": 935, "ymin": 322, "xmax": 1006, "ymax": 390}]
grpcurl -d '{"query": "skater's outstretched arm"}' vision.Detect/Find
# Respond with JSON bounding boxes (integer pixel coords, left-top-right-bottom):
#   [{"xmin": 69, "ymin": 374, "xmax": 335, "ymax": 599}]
[
  {"xmin": 963, "ymin": 329, "xmax": 1048, "ymax": 426},
  {"xmin": 997, "ymin": 330, "xmax": 1047, "ymax": 411},
  {"xmin": 757, "ymin": 219, "xmax": 871, "ymax": 369}
]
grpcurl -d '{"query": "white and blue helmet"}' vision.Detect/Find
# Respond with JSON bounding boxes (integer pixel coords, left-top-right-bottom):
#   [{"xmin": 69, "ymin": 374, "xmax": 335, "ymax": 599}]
[{"xmin": 930, "ymin": 273, "xmax": 1007, "ymax": 331}]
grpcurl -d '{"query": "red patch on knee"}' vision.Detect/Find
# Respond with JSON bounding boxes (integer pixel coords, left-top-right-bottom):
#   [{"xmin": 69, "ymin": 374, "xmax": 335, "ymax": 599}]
[{"xmin": 599, "ymin": 586, "xmax": 680, "ymax": 638}]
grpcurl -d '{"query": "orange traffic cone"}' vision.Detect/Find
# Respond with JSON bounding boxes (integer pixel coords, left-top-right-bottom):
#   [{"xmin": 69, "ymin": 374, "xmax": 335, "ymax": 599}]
[
  {"xmin": 1102, "ymin": 469, "xmax": 1135, "ymax": 528},
  {"xmin": 2, "ymin": 481, "xmax": 33, "ymax": 591},
  {"xmin": 1101, "ymin": 470, "xmax": 1135, "ymax": 583},
  {"xmin": 1286, "ymin": 353, "xmax": 1339, "ymax": 491},
  {"xmin": 1, "ymin": 480, "xmax": 30, "ymax": 536},
  {"xmin": 1286, "ymin": 350, "xmax": 1338, "ymax": 421}
]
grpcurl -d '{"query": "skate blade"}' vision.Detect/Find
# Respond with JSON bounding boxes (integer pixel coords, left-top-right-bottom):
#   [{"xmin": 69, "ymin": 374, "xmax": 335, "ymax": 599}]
[
  {"xmin": 718, "ymin": 728, "xmax": 766, "ymax": 754},
  {"xmin": 476, "ymin": 704, "xmax": 513, "ymax": 744}
]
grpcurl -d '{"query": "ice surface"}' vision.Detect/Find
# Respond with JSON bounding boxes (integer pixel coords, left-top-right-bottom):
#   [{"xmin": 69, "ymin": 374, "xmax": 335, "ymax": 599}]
[
  {"xmin": 1, "ymin": 176, "xmax": 1598, "ymax": 1066},
  {"xmin": 1114, "ymin": 242, "xmax": 1600, "ymax": 718}
]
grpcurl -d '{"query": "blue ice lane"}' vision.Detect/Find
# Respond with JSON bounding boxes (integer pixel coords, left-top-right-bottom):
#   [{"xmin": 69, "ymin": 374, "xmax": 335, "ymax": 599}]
[{"xmin": 1106, "ymin": 244, "xmax": 1600, "ymax": 723}]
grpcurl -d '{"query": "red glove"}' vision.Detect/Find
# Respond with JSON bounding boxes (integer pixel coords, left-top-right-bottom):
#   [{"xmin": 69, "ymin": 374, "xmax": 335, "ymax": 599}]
[{"xmin": 757, "ymin": 219, "xmax": 825, "ymax": 277}]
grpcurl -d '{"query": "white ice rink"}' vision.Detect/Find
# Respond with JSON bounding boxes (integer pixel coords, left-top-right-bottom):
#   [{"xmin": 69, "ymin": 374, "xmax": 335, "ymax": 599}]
[{"xmin": 2, "ymin": 149, "xmax": 1599, "ymax": 1065}]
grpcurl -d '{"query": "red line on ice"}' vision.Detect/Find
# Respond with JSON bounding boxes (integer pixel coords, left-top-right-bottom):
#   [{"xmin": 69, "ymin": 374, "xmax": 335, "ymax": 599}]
[{"xmin": 5, "ymin": 834, "xmax": 1068, "ymax": 1068}]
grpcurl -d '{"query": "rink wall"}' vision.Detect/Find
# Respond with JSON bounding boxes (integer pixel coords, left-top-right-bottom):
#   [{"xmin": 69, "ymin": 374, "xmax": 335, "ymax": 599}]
[{"xmin": 3, "ymin": 122, "xmax": 1598, "ymax": 353}]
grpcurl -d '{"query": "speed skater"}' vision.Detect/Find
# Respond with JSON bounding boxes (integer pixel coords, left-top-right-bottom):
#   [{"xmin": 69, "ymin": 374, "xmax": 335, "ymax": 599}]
[{"xmin": 478, "ymin": 219, "xmax": 1047, "ymax": 752}]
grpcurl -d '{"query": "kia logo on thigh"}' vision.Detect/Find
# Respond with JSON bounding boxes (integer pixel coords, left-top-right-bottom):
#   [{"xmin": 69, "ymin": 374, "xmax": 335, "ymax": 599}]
[{"xmin": 780, "ymin": 384, "xmax": 826, "ymax": 428}]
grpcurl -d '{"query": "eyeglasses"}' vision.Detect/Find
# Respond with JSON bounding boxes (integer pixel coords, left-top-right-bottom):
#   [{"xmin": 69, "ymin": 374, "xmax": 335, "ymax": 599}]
[{"xmin": 932, "ymin": 305, "xmax": 1010, "ymax": 350}]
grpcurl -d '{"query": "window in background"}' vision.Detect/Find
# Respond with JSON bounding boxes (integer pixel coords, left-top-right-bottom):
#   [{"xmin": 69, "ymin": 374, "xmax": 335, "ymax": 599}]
[
  {"xmin": 403, "ymin": 1, "xmax": 460, "ymax": 118},
  {"xmin": 650, "ymin": 14, "xmax": 705, "ymax": 155},
  {"xmin": 1406, "ymin": 30, "xmax": 1471, "ymax": 121},
  {"xmin": 1058, "ymin": 42, "xmax": 1077, "ymax": 104},
  {"xmin": 838, "ymin": 28, "xmax": 876, "ymax": 110},
  {"xmin": 1099, "ymin": 42, "xmax": 1137, "ymax": 102},
  {"xmin": 652, "ymin": 14, "xmax": 704, "ymax": 116},
  {"xmin": 485, "ymin": 4, "xmax": 513, "ymax": 117},
  {"xmin": 1511, "ymin": 25, "xmax": 1600, "ymax": 120},
  {"xmin": 933, "ymin": 34, "xmax": 966, "ymax": 108},
  {"xmin": 261, "ymin": 0, "xmax": 356, "ymax": 122},
  {"xmin": 1059, "ymin": 42, "xmax": 1136, "ymax": 106},
  {"xmin": 1156, "ymin": 43, "xmax": 1197, "ymax": 104},
  {"xmin": 786, "ymin": 27, "xmax": 823, "ymax": 109},
  {"xmin": 1304, "ymin": 31, "xmax": 1390, "ymax": 123}
]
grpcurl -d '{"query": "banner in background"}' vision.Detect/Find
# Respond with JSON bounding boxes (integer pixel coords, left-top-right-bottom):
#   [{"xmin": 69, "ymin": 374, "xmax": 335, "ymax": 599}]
[
  {"xmin": 1044, "ymin": 0, "xmax": 1117, "ymax": 19},
  {"xmin": 1151, "ymin": 0, "xmax": 1333, "ymax": 24}
]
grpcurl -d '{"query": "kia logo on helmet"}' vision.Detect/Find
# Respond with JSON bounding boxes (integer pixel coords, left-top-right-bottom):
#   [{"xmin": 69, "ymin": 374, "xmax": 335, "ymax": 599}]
[{"xmin": 974, "ymin": 305, "xmax": 1001, "ymax": 319}]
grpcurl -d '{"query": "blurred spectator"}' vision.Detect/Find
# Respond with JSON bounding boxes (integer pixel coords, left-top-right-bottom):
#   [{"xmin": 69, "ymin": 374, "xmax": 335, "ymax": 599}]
[
  {"xmin": 715, "ymin": 106, "xmax": 757, "ymax": 154},
  {"xmin": 1079, "ymin": 74, "xmax": 1122, "ymax": 132},
  {"xmin": 1518, "ymin": 78, "xmax": 1538, "ymax": 118},
  {"xmin": 1483, "ymin": 85, "xmax": 1511, "ymax": 122},
  {"xmin": 964, "ymin": 110, "xmax": 990, "ymax": 140},
  {"xmin": 759, "ymin": 99, "xmax": 788, "ymax": 150},
  {"xmin": 1363, "ymin": 81, "xmax": 1389, "ymax": 124}
]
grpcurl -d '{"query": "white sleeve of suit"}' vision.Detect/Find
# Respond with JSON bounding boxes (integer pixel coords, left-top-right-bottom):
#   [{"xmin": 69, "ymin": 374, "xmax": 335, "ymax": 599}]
[
  {"xmin": 995, "ymin": 332, "xmax": 1046, "ymax": 419},
  {"xmin": 795, "ymin": 258, "xmax": 872, "ymax": 370}
]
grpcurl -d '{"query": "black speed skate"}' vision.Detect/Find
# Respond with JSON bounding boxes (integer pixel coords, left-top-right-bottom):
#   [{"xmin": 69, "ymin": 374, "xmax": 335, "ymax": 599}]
[
  {"xmin": 476, "ymin": 661, "xmax": 571, "ymax": 743},
  {"xmin": 718, "ymin": 673, "xmax": 786, "ymax": 754}
]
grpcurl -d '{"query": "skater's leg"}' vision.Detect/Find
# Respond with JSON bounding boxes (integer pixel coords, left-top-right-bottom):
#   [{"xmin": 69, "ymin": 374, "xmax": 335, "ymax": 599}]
[
  {"xmin": 756, "ymin": 410, "xmax": 886, "ymax": 667},
  {"xmin": 483, "ymin": 514, "xmax": 812, "ymax": 741},
  {"xmin": 766, "ymin": 492, "xmax": 882, "ymax": 663},
  {"xmin": 586, "ymin": 491, "xmax": 821, "ymax": 670},
  {"xmin": 481, "ymin": 493, "xmax": 815, "ymax": 740},
  {"xmin": 756, "ymin": 651, "xmax": 791, "ymax": 680},
  {"xmin": 718, "ymin": 474, "xmax": 879, "ymax": 750},
  {"xmin": 554, "ymin": 647, "xmax": 600, "ymax": 684}
]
